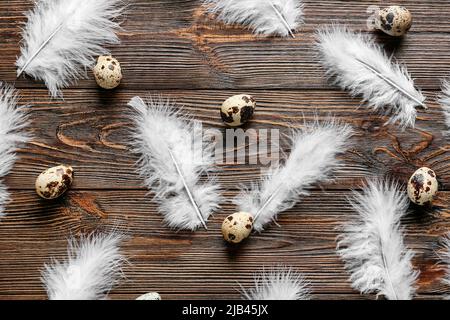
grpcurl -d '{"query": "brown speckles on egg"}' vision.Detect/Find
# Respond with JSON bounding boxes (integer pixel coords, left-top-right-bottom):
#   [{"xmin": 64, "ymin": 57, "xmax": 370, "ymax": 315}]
[
  {"xmin": 220, "ymin": 110, "xmax": 234, "ymax": 123},
  {"xmin": 410, "ymin": 173, "xmax": 424, "ymax": 196},
  {"xmin": 46, "ymin": 181, "xmax": 58, "ymax": 190},
  {"xmin": 379, "ymin": 12, "xmax": 393, "ymax": 31},
  {"xmin": 386, "ymin": 12, "xmax": 395, "ymax": 24},
  {"xmin": 242, "ymin": 95, "xmax": 251, "ymax": 103},
  {"xmin": 62, "ymin": 174, "xmax": 72, "ymax": 186},
  {"xmin": 240, "ymin": 105, "xmax": 255, "ymax": 123}
]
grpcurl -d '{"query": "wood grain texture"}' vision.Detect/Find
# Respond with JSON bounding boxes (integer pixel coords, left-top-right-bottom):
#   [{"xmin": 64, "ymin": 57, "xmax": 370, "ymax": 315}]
[
  {"xmin": 0, "ymin": 0, "xmax": 449, "ymax": 300},
  {"xmin": 0, "ymin": 190, "xmax": 449, "ymax": 299},
  {"xmin": 2, "ymin": 1, "xmax": 450, "ymax": 90}
]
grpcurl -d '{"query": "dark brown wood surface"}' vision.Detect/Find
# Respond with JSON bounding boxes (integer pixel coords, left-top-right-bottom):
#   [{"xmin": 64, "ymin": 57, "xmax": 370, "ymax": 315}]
[{"xmin": 0, "ymin": 0, "xmax": 449, "ymax": 300}]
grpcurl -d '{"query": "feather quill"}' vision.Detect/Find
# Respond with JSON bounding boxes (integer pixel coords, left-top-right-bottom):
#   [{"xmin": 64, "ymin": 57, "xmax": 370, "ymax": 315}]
[
  {"xmin": 204, "ymin": 0, "xmax": 303, "ymax": 37},
  {"xmin": 337, "ymin": 180, "xmax": 418, "ymax": 300},
  {"xmin": 41, "ymin": 232, "xmax": 125, "ymax": 300},
  {"xmin": 316, "ymin": 25, "xmax": 425, "ymax": 128},
  {"xmin": 441, "ymin": 235, "xmax": 450, "ymax": 300},
  {"xmin": 16, "ymin": 0, "xmax": 125, "ymax": 97},
  {"xmin": 0, "ymin": 84, "xmax": 29, "ymax": 219},
  {"xmin": 439, "ymin": 80, "xmax": 450, "ymax": 136},
  {"xmin": 234, "ymin": 120, "xmax": 352, "ymax": 232},
  {"xmin": 128, "ymin": 96, "xmax": 221, "ymax": 231},
  {"xmin": 240, "ymin": 266, "xmax": 311, "ymax": 300}
]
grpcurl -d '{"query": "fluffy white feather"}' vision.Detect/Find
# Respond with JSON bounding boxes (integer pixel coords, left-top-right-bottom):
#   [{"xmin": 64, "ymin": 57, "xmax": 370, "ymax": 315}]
[
  {"xmin": 442, "ymin": 235, "xmax": 450, "ymax": 300},
  {"xmin": 16, "ymin": 0, "xmax": 125, "ymax": 97},
  {"xmin": 204, "ymin": 0, "xmax": 303, "ymax": 37},
  {"xmin": 337, "ymin": 180, "xmax": 418, "ymax": 300},
  {"xmin": 439, "ymin": 80, "xmax": 450, "ymax": 136},
  {"xmin": 240, "ymin": 266, "xmax": 311, "ymax": 300},
  {"xmin": 0, "ymin": 84, "xmax": 29, "ymax": 218},
  {"xmin": 316, "ymin": 25, "xmax": 425, "ymax": 128},
  {"xmin": 128, "ymin": 96, "xmax": 221, "ymax": 231},
  {"xmin": 234, "ymin": 120, "xmax": 352, "ymax": 232},
  {"xmin": 41, "ymin": 232, "xmax": 125, "ymax": 300}
]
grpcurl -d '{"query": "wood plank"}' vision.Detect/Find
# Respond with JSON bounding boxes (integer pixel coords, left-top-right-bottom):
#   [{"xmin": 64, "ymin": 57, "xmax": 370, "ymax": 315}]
[
  {"xmin": 1, "ymin": 2, "xmax": 450, "ymax": 90},
  {"xmin": 3, "ymin": 1, "xmax": 450, "ymax": 33},
  {"xmin": 5, "ymin": 32, "xmax": 450, "ymax": 91},
  {"xmin": 3, "ymin": 89, "xmax": 448, "ymax": 191},
  {"xmin": 0, "ymin": 190, "xmax": 448, "ymax": 299},
  {"xmin": 0, "ymin": 0, "xmax": 449, "ymax": 300}
]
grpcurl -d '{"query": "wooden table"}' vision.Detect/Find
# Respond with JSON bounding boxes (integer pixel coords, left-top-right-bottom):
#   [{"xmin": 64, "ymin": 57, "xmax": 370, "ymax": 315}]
[{"xmin": 0, "ymin": 0, "xmax": 448, "ymax": 300}]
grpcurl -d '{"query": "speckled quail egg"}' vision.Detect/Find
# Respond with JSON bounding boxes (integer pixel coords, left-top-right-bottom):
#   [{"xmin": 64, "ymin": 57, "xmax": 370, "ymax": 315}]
[
  {"xmin": 375, "ymin": 6, "xmax": 412, "ymax": 36},
  {"xmin": 222, "ymin": 211, "xmax": 254, "ymax": 244},
  {"xmin": 220, "ymin": 94, "xmax": 256, "ymax": 127},
  {"xmin": 136, "ymin": 292, "xmax": 161, "ymax": 300},
  {"xmin": 407, "ymin": 167, "xmax": 438, "ymax": 205},
  {"xmin": 93, "ymin": 55, "xmax": 122, "ymax": 89},
  {"xmin": 35, "ymin": 165, "xmax": 74, "ymax": 200}
]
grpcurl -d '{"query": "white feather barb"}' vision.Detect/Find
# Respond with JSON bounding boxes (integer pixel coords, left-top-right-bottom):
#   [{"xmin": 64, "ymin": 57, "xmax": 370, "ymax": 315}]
[
  {"xmin": 337, "ymin": 180, "xmax": 418, "ymax": 300},
  {"xmin": 0, "ymin": 84, "xmax": 29, "ymax": 218},
  {"xmin": 240, "ymin": 265, "xmax": 311, "ymax": 300},
  {"xmin": 204, "ymin": 0, "xmax": 303, "ymax": 37},
  {"xmin": 234, "ymin": 120, "xmax": 352, "ymax": 232},
  {"xmin": 128, "ymin": 96, "xmax": 222, "ymax": 231},
  {"xmin": 439, "ymin": 80, "xmax": 450, "ymax": 137},
  {"xmin": 16, "ymin": 0, "xmax": 125, "ymax": 97},
  {"xmin": 316, "ymin": 25, "xmax": 425, "ymax": 128},
  {"xmin": 41, "ymin": 232, "xmax": 126, "ymax": 300},
  {"xmin": 442, "ymin": 235, "xmax": 450, "ymax": 300}
]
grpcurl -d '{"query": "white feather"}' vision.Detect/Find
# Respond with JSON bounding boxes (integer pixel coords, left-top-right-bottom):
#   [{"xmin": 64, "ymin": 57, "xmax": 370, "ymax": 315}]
[
  {"xmin": 240, "ymin": 266, "xmax": 311, "ymax": 300},
  {"xmin": 439, "ymin": 80, "xmax": 450, "ymax": 137},
  {"xmin": 442, "ymin": 235, "xmax": 450, "ymax": 300},
  {"xmin": 128, "ymin": 96, "xmax": 221, "ymax": 231},
  {"xmin": 234, "ymin": 120, "xmax": 352, "ymax": 232},
  {"xmin": 41, "ymin": 232, "xmax": 125, "ymax": 300},
  {"xmin": 16, "ymin": 0, "xmax": 125, "ymax": 97},
  {"xmin": 204, "ymin": 0, "xmax": 303, "ymax": 37},
  {"xmin": 316, "ymin": 25, "xmax": 425, "ymax": 128},
  {"xmin": 0, "ymin": 84, "xmax": 29, "ymax": 218},
  {"xmin": 337, "ymin": 180, "xmax": 418, "ymax": 300}
]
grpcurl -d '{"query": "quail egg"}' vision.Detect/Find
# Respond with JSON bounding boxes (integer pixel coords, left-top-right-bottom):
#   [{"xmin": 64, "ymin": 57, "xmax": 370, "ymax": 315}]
[
  {"xmin": 222, "ymin": 211, "xmax": 254, "ymax": 244},
  {"xmin": 375, "ymin": 6, "xmax": 412, "ymax": 36},
  {"xmin": 93, "ymin": 55, "xmax": 122, "ymax": 89},
  {"xmin": 220, "ymin": 94, "xmax": 256, "ymax": 127},
  {"xmin": 407, "ymin": 167, "xmax": 438, "ymax": 205},
  {"xmin": 35, "ymin": 165, "xmax": 74, "ymax": 200}
]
